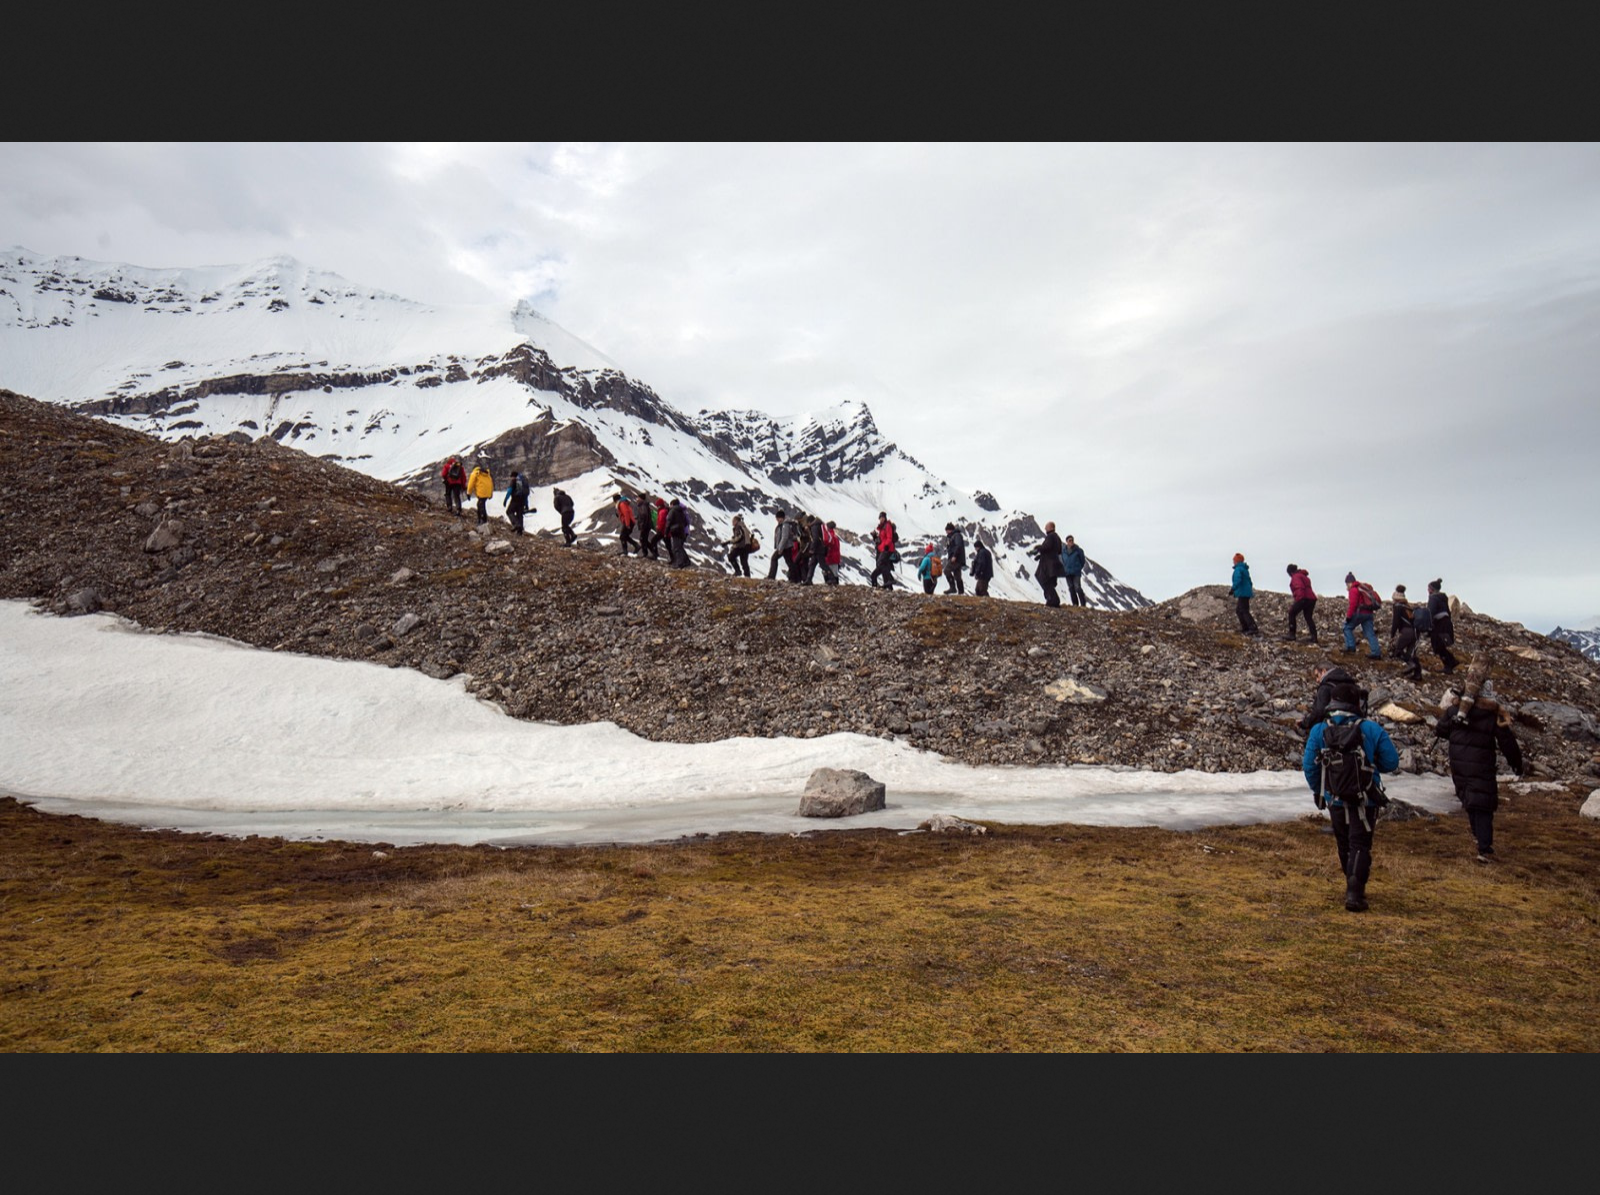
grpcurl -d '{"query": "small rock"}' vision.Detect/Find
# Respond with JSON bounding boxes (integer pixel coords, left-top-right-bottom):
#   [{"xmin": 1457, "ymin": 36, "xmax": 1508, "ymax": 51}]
[
  {"xmin": 389, "ymin": 567, "xmax": 416, "ymax": 584},
  {"xmin": 485, "ymin": 540, "xmax": 512, "ymax": 555},
  {"xmin": 143, "ymin": 520, "xmax": 183, "ymax": 553},
  {"xmin": 392, "ymin": 613, "xmax": 423, "ymax": 638},
  {"xmin": 1044, "ymin": 676, "xmax": 1108, "ymax": 704},
  {"xmin": 919, "ymin": 814, "xmax": 987, "ymax": 835},
  {"xmin": 64, "ymin": 588, "xmax": 101, "ymax": 615}
]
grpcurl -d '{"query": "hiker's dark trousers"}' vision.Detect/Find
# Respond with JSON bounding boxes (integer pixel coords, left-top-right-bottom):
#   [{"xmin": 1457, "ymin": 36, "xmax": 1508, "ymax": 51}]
[
  {"xmin": 767, "ymin": 550, "xmax": 786, "ymax": 580},
  {"xmin": 946, "ymin": 565, "xmax": 966, "ymax": 595},
  {"xmin": 728, "ymin": 546, "xmax": 753, "ymax": 576},
  {"xmin": 1063, "ymin": 573, "xmax": 1083, "ymax": 605},
  {"xmin": 1430, "ymin": 628, "xmax": 1458, "ymax": 672},
  {"xmin": 1330, "ymin": 802, "xmax": 1376, "ymax": 882},
  {"xmin": 1040, "ymin": 577, "xmax": 1060, "ymax": 607},
  {"xmin": 445, "ymin": 484, "xmax": 464, "ymax": 514},
  {"xmin": 619, "ymin": 525, "xmax": 636, "ymax": 554},
  {"xmin": 561, "ymin": 513, "xmax": 576, "ymax": 545},
  {"xmin": 475, "ymin": 496, "xmax": 489, "ymax": 524},
  {"xmin": 1236, "ymin": 597, "xmax": 1258, "ymax": 634},
  {"xmin": 1289, "ymin": 598, "xmax": 1317, "ymax": 638}
]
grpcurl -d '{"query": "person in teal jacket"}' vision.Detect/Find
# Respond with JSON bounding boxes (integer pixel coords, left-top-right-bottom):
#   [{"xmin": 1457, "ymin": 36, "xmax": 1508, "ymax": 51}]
[
  {"xmin": 1303, "ymin": 678, "xmax": 1400, "ymax": 911},
  {"xmin": 917, "ymin": 545, "xmax": 938, "ymax": 595},
  {"xmin": 1230, "ymin": 552, "xmax": 1260, "ymax": 636}
]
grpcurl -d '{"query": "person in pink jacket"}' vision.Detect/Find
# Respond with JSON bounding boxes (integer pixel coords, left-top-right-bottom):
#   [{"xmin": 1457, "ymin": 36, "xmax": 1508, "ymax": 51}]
[{"xmin": 1285, "ymin": 564, "xmax": 1318, "ymax": 643}]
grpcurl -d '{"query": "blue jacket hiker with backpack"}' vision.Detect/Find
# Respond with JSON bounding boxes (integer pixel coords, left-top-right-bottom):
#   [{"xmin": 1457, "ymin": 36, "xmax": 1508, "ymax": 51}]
[{"xmin": 1302, "ymin": 676, "xmax": 1400, "ymax": 912}]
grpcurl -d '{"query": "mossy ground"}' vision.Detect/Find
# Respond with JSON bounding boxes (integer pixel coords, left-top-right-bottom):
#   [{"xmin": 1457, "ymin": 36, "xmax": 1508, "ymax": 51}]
[{"xmin": 2, "ymin": 789, "xmax": 1596, "ymax": 1052}]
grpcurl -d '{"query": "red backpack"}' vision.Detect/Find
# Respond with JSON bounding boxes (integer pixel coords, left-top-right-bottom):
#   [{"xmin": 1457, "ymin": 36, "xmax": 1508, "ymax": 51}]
[{"xmin": 1356, "ymin": 581, "xmax": 1382, "ymax": 613}]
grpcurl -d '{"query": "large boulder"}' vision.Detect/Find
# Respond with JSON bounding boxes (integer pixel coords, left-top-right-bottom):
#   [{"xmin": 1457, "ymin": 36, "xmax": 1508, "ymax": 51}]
[
  {"xmin": 1522, "ymin": 702, "xmax": 1600, "ymax": 743},
  {"xmin": 797, "ymin": 768, "xmax": 886, "ymax": 818},
  {"xmin": 1581, "ymin": 791, "xmax": 1600, "ymax": 821}
]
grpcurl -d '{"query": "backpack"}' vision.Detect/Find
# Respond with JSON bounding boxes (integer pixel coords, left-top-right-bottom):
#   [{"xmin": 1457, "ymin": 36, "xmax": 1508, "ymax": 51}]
[
  {"xmin": 681, "ymin": 508, "xmax": 691, "ymax": 535},
  {"xmin": 1356, "ymin": 581, "xmax": 1381, "ymax": 613},
  {"xmin": 1317, "ymin": 717, "xmax": 1375, "ymax": 804},
  {"xmin": 930, "ymin": 556, "xmax": 943, "ymax": 577},
  {"xmin": 750, "ymin": 534, "xmax": 761, "ymax": 553}
]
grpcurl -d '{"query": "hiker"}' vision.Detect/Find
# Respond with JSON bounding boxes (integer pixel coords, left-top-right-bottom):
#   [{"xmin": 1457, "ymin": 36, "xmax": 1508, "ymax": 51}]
[
  {"xmin": 767, "ymin": 509, "xmax": 795, "ymax": 581},
  {"xmin": 1285, "ymin": 564, "xmax": 1318, "ymax": 642},
  {"xmin": 1302, "ymin": 673, "xmax": 1400, "ymax": 912},
  {"xmin": 1435, "ymin": 681, "xmax": 1523, "ymax": 862},
  {"xmin": 820, "ymin": 520, "xmax": 842, "ymax": 585},
  {"xmin": 1230, "ymin": 553, "xmax": 1260, "ymax": 636},
  {"xmin": 634, "ymin": 492, "xmax": 658, "ymax": 559},
  {"xmin": 553, "ymin": 487, "xmax": 576, "ymax": 546},
  {"xmin": 1297, "ymin": 665, "xmax": 1367, "ymax": 734},
  {"xmin": 971, "ymin": 539, "xmax": 994, "ymax": 597},
  {"xmin": 466, "ymin": 460, "xmax": 494, "ymax": 525},
  {"xmin": 917, "ymin": 544, "xmax": 939, "ymax": 594},
  {"xmin": 440, "ymin": 456, "xmax": 467, "ymax": 515},
  {"xmin": 1342, "ymin": 572, "xmax": 1382, "ymax": 659},
  {"xmin": 944, "ymin": 523, "xmax": 967, "ymax": 595},
  {"xmin": 1390, "ymin": 585, "xmax": 1422, "ymax": 680},
  {"xmin": 615, "ymin": 493, "xmax": 637, "ymax": 556},
  {"xmin": 785, "ymin": 514, "xmax": 809, "ymax": 583},
  {"xmin": 503, "ymin": 470, "xmax": 531, "ymax": 534},
  {"xmin": 728, "ymin": 514, "xmax": 755, "ymax": 577},
  {"xmin": 665, "ymin": 498, "xmax": 689, "ymax": 567},
  {"xmin": 1060, "ymin": 535, "xmax": 1085, "ymax": 607},
  {"xmin": 869, "ymin": 512, "xmax": 900, "ymax": 590},
  {"xmin": 653, "ymin": 497, "xmax": 670, "ymax": 559},
  {"xmin": 1425, "ymin": 579, "xmax": 1459, "ymax": 675},
  {"xmin": 1029, "ymin": 522, "xmax": 1065, "ymax": 607},
  {"xmin": 804, "ymin": 515, "xmax": 826, "ymax": 585}
]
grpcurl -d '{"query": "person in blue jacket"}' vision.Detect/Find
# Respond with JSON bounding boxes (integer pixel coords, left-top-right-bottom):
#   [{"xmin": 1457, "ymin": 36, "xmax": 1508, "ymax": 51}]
[
  {"xmin": 1061, "ymin": 535, "xmax": 1087, "ymax": 607},
  {"xmin": 1302, "ymin": 677, "xmax": 1400, "ymax": 912},
  {"xmin": 1230, "ymin": 552, "xmax": 1260, "ymax": 636}
]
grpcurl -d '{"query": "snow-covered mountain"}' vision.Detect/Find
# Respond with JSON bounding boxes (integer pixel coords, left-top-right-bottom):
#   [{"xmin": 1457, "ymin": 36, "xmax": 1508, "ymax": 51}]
[
  {"xmin": 0, "ymin": 247, "xmax": 1151, "ymax": 608},
  {"xmin": 1549, "ymin": 616, "xmax": 1600, "ymax": 663}
]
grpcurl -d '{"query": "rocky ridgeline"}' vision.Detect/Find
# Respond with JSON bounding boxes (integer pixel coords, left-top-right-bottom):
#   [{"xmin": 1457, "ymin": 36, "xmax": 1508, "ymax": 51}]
[{"xmin": 4, "ymin": 387, "xmax": 1598, "ymax": 782}]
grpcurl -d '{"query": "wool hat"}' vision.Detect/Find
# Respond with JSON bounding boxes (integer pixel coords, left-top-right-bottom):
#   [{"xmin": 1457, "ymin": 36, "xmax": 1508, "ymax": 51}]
[
  {"xmin": 1233, "ymin": 553, "xmax": 1245, "ymax": 564},
  {"xmin": 1345, "ymin": 572, "xmax": 1356, "ymax": 585}
]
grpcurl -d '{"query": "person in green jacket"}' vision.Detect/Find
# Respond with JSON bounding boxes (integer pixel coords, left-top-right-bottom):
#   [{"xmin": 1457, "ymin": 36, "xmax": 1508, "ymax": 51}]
[{"xmin": 1231, "ymin": 552, "xmax": 1260, "ymax": 637}]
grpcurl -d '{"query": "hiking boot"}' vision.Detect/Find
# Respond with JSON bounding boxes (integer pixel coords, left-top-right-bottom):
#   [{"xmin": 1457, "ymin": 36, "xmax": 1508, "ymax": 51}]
[
  {"xmin": 1341, "ymin": 647, "xmax": 1357, "ymax": 654},
  {"xmin": 1475, "ymin": 852, "xmax": 1494, "ymax": 864},
  {"xmin": 1344, "ymin": 885, "xmax": 1368, "ymax": 912}
]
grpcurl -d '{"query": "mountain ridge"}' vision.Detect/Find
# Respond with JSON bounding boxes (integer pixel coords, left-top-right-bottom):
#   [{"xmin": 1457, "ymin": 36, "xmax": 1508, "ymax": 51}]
[{"xmin": 0, "ymin": 246, "xmax": 1149, "ymax": 608}]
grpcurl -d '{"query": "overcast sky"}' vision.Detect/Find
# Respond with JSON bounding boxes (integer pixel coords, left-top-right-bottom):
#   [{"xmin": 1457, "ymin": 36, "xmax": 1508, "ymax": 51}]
[{"xmin": 3, "ymin": 142, "xmax": 1597, "ymax": 632}]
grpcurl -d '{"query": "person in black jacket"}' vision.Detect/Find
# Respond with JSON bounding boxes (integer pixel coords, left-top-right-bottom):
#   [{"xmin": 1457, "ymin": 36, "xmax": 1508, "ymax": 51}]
[
  {"xmin": 1297, "ymin": 665, "xmax": 1366, "ymax": 733},
  {"xmin": 767, "ymin": 509, "xmax": 794, "ymax": 581},
  {"xmin": 1028, "ymin": 522, "xmax": 1065, "ymax": 607},
  {"xmin": 970, "ymin": 540, "xmax": 994, "ymax": 597},
  {"xmin": 943, "ymin": 523, "xmax": 966, "ymax": 595},
  {"xmin": 1435, "ymin": 685, "xmax": 1523, "ymax": 861},
  {"xmin": 1390, "ymin": 585, "xmax": 1422, "ymax": 680},
  {"xmin": 1426, "ymin": 579, "xmax": 1459, "ymax": 674},
  {"xmin": 504, "ymin": 471, "xmax": 531, "ymax": 534},
  {"xmin": 634, "ymin": 493, "xmax": 658, "ymax": 558},
  {"xmin": 553, "ymin": 487, "xmax": 576, "ymax": 545},
  {"xmin": 665, "ymin": 498, "xmax": 689, "ymax": 568},
  {"xmin": 804, "ymin": 515, "xmax": 826, "ymax": 585}
]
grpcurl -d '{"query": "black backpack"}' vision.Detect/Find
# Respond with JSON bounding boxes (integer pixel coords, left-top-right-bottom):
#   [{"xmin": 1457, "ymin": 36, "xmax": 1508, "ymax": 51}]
[{"xmin": 1316, "ymin": 716, "xmax": 1388, "ymax": 816}]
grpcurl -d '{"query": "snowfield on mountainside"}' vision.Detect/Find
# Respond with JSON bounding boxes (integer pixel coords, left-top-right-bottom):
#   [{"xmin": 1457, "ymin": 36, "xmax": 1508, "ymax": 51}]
[{"xmin": 0, "ymin": 247, "xmax": 1148, "ymax": 609}]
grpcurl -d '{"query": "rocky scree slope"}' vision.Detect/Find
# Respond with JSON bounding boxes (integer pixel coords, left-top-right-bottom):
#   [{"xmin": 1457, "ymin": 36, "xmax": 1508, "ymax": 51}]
[{"xmin": 4, "ymin": 388, "xmax": 1598, "ymax": 781}]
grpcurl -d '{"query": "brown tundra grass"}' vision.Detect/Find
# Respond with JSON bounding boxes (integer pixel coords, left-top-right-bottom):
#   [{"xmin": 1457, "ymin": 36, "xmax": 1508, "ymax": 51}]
[{"xmin": 2, "ymin": 787, "xmax": 1596, "ymax": 1052}]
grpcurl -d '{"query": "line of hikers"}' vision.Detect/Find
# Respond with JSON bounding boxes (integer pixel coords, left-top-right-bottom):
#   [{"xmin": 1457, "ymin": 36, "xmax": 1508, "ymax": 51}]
[
  {"xmin": 1299, "ymin": 663, "xmax": 1522, "ymax": 913},
  {"xmin": 1230, "ymin": 555, "xmax": 1462, "ymax": 679},
  {"xmin": 439, "ymin": 456, "xmax": 580, "ymax": 546}
]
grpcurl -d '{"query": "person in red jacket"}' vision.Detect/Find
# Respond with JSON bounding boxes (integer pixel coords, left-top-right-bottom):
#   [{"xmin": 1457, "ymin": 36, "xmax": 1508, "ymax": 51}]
[
  {"xmin": 440, "ymin": 456, "xmax": 467, "ymax": 515},
  {"xmin": 820, "ymin": 520, "xmax": 842, "ymax": 586},
  {"xmin": 1342, "ymin": 572, "xmax": 1382, "ymax": 659},
  {"xmin": 869, "ymin": 512, "xmax": 900, "ymax": 589},
  {"xmin": 1285, "ymin": 564, "xmax": 1318, "ymax": 643},
  {"xmin": 615, "ymin": 493, "xmax": 636, "ymax": 556}
]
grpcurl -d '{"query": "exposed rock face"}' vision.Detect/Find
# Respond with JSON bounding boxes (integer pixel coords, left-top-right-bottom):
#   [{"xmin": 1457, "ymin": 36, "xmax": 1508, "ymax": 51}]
[
  {"xmin": 797, "ymin": 768, "xmax": 887, "ymax": 818},
  {"xmin": 1520, "ymin": 702, "xmax": 1600, "ymax": 743}
]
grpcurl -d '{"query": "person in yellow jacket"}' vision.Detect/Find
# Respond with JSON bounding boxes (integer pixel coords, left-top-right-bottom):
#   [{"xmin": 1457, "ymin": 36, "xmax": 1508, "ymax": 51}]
[{"xmin": 465, "ymin": 461, "xmax": 494, "ymax": 525}]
